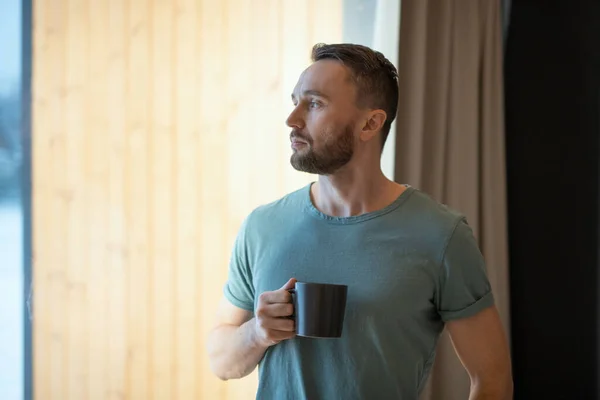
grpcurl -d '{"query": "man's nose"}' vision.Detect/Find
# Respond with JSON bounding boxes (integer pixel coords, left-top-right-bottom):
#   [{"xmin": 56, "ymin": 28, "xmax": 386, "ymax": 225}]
[{"xmin": 286, "ymin": 106, "xmax": 304, "ymax": 129}]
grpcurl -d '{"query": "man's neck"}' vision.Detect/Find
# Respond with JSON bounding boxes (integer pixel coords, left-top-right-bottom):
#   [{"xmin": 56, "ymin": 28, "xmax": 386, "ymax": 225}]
[{"xmin": 311, "ymin": 168, "xmax": 406, "ymax": 218}]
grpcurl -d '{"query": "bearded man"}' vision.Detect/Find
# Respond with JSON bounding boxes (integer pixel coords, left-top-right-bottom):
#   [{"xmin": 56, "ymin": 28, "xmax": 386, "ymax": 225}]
[{"xmin": 207, "ymin": 43, "xmax": 513, "ymax": 400}]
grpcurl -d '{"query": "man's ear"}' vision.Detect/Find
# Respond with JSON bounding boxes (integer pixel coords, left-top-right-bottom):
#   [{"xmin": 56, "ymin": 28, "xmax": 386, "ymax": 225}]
[{"xmin": 359, "ymin": 110, "xmax": 387, "ymax": 142}]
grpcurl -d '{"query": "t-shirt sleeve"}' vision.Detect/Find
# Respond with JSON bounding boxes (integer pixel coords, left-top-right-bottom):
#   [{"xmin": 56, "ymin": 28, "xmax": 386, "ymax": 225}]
[
  {"xmin": 436, "ymin": 217, "xmax": 495, "ymax": 322},
  {"xmin": 223, "ymin": 215, "xmax": 256, "ymax": 312}
]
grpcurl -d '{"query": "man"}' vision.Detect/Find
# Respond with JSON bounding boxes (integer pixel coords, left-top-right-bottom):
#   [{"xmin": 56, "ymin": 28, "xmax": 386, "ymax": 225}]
[{"xmin": 207, "ymin": 43, "xmax": 513, "ymax": 399}]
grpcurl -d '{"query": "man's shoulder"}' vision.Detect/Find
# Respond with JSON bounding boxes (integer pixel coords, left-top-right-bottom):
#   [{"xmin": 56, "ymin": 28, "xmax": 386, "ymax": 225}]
[
  {"xmin": 244, "ymin": 184, "xmax": 310, "ymax": 227},
  {"xmin": 403, "ymin": 187, "xmax": 468, "ymax": 236}
]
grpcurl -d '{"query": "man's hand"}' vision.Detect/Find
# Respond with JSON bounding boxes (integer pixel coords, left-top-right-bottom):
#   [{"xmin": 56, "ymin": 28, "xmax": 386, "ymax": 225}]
[
  {"xmin": 253, "ymin": 278, "xmax": 297, "ymax": 347},
  {"xmin": 207, "ymin": 278, "xmax": 298, "ymax": 380}
]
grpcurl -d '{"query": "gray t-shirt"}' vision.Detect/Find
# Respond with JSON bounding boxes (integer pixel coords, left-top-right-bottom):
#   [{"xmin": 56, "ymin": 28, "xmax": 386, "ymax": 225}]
[{"xmin": 224, "ymin": 184, "xmax": 494, "ymax": 400}]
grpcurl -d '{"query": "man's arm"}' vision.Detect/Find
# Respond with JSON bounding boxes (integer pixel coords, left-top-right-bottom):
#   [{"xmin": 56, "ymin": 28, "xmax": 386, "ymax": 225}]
[
  {"xmin": 446, "ymin": 305, "xmax": 513, "ymax": 400},
  {"xmin": 206, "ymin": 278, "xmax": 296, "ymax": 380},
  {"xmin": 206, "ymin": 298, "xmax": 267, "ymax": 380}
]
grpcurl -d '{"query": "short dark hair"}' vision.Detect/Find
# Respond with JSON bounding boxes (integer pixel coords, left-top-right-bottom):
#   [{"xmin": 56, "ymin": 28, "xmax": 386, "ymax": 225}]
[{"xmin": 311, "ymin": 43, "xmax": 399, "ymax": 150}]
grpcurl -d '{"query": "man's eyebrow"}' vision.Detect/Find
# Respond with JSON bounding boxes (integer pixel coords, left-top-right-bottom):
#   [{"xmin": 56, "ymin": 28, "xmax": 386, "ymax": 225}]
[{"xmin": 291, "ymin": 90, "xmax": 330, "ymax": 101}]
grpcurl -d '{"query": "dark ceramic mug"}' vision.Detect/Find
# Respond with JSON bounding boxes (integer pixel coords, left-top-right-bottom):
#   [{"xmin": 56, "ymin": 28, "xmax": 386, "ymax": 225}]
[{"xmin": 288, "ymin": 282, "xmax": 348, "ymax": 338}]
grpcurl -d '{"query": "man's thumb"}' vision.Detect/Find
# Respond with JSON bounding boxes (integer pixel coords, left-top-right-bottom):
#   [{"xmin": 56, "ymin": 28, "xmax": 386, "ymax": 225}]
[{"xmin": 281, "ymin": 278, "xmax": 297, "ymax": 290}]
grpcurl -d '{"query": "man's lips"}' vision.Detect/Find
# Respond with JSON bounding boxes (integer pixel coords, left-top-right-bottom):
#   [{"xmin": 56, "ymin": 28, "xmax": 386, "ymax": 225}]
[
  {"xmin": 291, "ymin": 135, "xmax": 309, "ymax": 146},
  {"xmin": 291, "ymin": 139, "xmax": 307, "ymax": 149}
]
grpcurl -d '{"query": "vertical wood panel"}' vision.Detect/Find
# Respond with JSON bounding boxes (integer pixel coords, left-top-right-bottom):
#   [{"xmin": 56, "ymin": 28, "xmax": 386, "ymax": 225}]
[
  {"xmin": 151, "ymin": 0, "xmax": 175, "ymax": 398},
  {"xmin": 199, "ymin": 0, "xmax": 229, "ymax": 397},
  {"xmin": 31, "ymin": 0, "xmax": 49, "ymax": 394},
  {"xmin": 125, "ymin": 0, "xmax": 151, "ymax": 398},
  {"xmin": 251, "ymin": 0, "xmax": 281, "ymax": 207},
  {"xmin": 281, "ymin": 1, "xmax": 315, "ymax": 195},
  {"xmin": 46, "ymin": 1, "xmax": 68, "ymax": 398},
  {"xmin": 225, "ymin": 0, "xmax": 252, "ymax": 223},
  {"xmin": 86, "ymin": 1, "xmax": 109, "ymax": 398},
  {"xmin": 32, "ymin": 1, "xmax": 342, "ymax": 399},
  {"xmin": 107, "ymin": 1, "xmax": 128, "ymax": 399},
  {"xmin": 32, "ymin": 0, "xmax": 59, "ymax": 397},
  {"xmin": 311, "ymin": 0, "xmax": 344, "ymax": 44},
  {"xmin": 65, "ymin": 0, "xmax": 89, "ymax": 398},
  {"xmin": 174, "ymin": 0, "xmax": 199, "ymax": 398}
]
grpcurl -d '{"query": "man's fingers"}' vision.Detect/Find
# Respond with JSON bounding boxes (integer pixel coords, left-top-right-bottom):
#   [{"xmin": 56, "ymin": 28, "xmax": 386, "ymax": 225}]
[
  {"xmin": 270, "ymin": 329, "xmax": 296, "ymax": 341},
  {"xmin": 258, "ymin": 316, "xmax": 295, "ymax": 332},
  {"xmin": 257, "ymin": 279, "xmax": 296, "ymax": 305},
  {"xmin": 280, "ymin": 278, "xmax": 297, "ymax": 290},
  {"xmin": 259, "ymin": 289, "xmax": 293, "ymax": 305},
  {"xmin": 253, "ymin": 282, "xmax": 298, "ymax": 346},
  {"xmin": 259, "ymin": 328, "xmax": 296, "ymax": 346},
  {"xmin": 264, "ymin": 302, "xmax": 294, "ymax": 318}
]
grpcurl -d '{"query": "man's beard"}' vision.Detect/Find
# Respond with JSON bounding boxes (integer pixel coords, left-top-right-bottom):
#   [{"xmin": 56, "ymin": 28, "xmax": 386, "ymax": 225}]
[{"xmin": 290, "ymin": 125, "xmax": 355, "ymax": 175}]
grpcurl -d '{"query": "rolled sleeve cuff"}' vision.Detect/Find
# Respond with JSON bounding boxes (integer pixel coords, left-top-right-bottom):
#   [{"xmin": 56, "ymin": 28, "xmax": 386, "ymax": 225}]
[
  {"xmin": 439, "ymin": 291, "xmax": 495, "ymax": 322},
  {"xmin": 223, "ymin": 284, "xmax": 255, "ymax": 312}
]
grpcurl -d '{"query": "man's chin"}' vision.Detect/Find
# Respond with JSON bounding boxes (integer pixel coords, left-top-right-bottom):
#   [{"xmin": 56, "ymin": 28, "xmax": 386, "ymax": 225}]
[{"xmin": 290, "ymin": 155, "xmax": 314, "ymax": 174}]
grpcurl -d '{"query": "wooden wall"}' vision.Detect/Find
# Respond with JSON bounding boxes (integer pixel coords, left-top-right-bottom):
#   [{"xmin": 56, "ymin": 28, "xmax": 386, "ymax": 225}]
[{"xmin": 31, "ymin": 1, "xmax": 341, "ymax": 399}]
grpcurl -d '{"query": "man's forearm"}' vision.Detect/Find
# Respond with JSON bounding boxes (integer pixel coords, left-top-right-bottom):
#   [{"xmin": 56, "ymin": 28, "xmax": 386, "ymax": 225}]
[{"xmin": 207, "ymin": 318, "xmax": 269, "ymax": 381}]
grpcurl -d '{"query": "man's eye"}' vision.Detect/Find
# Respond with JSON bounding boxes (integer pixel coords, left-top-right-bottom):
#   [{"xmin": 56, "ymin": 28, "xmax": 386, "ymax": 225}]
[{"xmin": 309, "ymin": 101, "xmax": 321, "ymax": 109}]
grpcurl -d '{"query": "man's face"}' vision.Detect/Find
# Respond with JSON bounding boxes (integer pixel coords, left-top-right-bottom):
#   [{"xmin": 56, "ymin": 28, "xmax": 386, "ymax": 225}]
[{"xmin": 286, "ymin": 60, "xmax": 362, "ymax": 175}]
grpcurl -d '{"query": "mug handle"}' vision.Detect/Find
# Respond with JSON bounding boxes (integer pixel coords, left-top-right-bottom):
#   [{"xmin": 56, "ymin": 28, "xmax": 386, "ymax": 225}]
[{"xmin": 287, "ymin": 288, "xmax": 296, "ymax": 320}]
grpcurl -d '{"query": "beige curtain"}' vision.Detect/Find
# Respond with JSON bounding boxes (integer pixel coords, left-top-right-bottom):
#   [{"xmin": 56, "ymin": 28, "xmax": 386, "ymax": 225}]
[{"xmin": 393, "ymin": 1, "xmax": 510, "ymax": 399}]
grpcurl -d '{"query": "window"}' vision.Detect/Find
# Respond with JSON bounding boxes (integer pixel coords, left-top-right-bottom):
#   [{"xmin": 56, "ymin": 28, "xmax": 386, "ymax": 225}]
[
  {"xmin": 343, "ymin": 0, "xmax": 400, "ymax": 180},
  {"xmin": 0, "ymin": 0, "xmax": 32, "ymax": 398}
]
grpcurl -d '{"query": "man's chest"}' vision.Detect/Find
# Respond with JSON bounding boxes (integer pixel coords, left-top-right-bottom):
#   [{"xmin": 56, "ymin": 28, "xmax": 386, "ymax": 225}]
[{"xmin": 250, "ymin": 224, "xmax": 440, "ymax": 321}]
